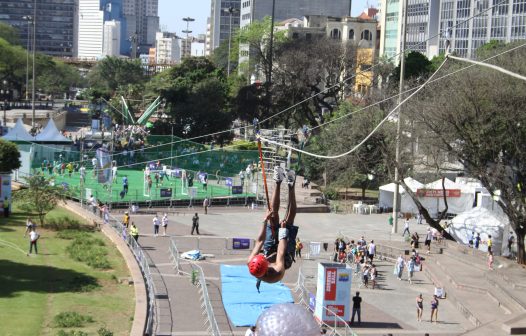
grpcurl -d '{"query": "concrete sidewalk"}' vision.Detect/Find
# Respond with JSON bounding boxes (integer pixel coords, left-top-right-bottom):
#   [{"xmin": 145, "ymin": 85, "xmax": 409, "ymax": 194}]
[{"xmin": 126, "ymin": 208, "xmax": 526, "ymax": 335}]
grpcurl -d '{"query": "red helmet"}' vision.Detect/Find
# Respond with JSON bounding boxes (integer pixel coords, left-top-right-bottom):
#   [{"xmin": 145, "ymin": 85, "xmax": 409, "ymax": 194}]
[{"xmin": 248, "ymin": 254, "xmax": 269, "ymax": 278}]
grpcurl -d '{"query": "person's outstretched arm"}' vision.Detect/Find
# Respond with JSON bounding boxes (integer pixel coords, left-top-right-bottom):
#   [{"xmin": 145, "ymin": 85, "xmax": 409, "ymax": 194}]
[{"xmin": 247, "ymin": 210, "xmax": 273, "ymax": 263}]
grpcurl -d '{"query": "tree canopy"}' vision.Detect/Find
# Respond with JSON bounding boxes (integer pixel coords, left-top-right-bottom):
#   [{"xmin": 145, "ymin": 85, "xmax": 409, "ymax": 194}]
[{"xmin": 0, "ymin": 139, "xmax": 21, "ymax": 172}]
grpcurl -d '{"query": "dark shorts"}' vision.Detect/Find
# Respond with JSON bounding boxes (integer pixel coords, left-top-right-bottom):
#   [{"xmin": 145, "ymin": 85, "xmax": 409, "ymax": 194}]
[
  {"xmin": 263, "ymin": 223, "xmax": 299, "ymax": 269},
  {"xmin": 425, "ymin": 240, "xmax": 431, "ymax": 246}
]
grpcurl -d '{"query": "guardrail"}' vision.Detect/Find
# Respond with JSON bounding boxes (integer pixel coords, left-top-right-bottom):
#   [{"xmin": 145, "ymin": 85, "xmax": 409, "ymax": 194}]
[
  {"xmin": 79, "ymin": 202, "xmax": 157, "ymax": 335},
  {"xmin": 169, "ymin": 239, "xmax": 221, "ymax": 336},
  {"xmin": 295, "ymin": 267, "xmax": 356, "ymax": 336}
]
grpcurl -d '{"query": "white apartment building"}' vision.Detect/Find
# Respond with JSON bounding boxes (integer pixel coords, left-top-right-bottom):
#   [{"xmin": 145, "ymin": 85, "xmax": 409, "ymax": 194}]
[
  {"xmin": 103, "ymin": 20, "xmax": 121, "ymax": 57},
  {"xmin": 78, "ymin": 0, "xmax": 104, "ymax": 58},
  {"xmin": 380, "ymin": 0, "xmax": 526, "ymax": 61},
  {"xmin": 155, "ymin": 32, "xmax": 181, "ymax": 63}
]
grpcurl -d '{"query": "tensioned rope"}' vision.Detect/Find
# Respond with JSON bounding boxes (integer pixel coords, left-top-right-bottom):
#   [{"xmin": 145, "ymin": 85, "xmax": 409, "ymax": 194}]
[
  {"xmin": 447, "ymin": 54, "xmax": 526, "ymax": 82},
  {"xmin": 257, "ymin": 42, "xmax": 526, "ymax": 160}
]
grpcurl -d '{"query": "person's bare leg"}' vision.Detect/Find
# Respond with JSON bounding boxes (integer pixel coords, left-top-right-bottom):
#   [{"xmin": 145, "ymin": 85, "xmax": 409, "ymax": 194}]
[
  {"xmin": 283, "ymin": 183, "xmax": 296, "ymax": 225},
  {"xmin": 270, "ymin": 181, "xmax": 281, "ymax": 225}
]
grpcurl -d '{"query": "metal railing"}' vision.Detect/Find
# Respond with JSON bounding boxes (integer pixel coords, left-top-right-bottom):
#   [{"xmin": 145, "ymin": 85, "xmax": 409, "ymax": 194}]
[
  {"xmin": 78, "ymin": 202, "xmax": 157, "ymax": 335},
  {"xmin": 294, "ymin": 267, "xmax": 356, "ymax": 336},
  {"xmin": 169, "ymin": 239, "xmax": 221, "ymax": 336}
]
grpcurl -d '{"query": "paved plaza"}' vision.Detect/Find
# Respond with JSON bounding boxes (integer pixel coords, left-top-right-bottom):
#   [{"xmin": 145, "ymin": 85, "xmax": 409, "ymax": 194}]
[{"xmin": 122, "ymin": 206, "xmax": 526, "ymax": 336}]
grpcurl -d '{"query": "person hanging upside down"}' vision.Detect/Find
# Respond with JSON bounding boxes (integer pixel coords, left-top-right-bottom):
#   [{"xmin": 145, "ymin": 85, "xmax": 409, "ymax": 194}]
[{"xmin": 247, "ymin": 166, "xmax": 298, "ymax": 291}]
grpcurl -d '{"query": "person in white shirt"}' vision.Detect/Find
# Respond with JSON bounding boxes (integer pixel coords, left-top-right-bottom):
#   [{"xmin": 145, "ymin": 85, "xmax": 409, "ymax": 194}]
[
  {"xmin": 28, "ymin": 229, "xmax": 39, "ymax": 255},
  {"xmin": 368, "ymin": 240, "xmax": 376, "ymax": 262},
  {"xmin": 91, "ymin": 157, "xmax": 98, "ymax": 177},
  {"xmin": 402, "ymin": 218, "xmax": 410, "ymax": 237},
  {"xmin": 153, "ymin": 214, "xmax": 160, "ymax": 237},
  {"xmin": 79, "ymin": 165, "xmax": 86, "ymax": 183},
  {"xmin": 89, "ymin": 195, "xmax": 97, "ymax": 214},
  {"xmin": 162, "ymin": 213, "xmax": 168, "ymax": 236},
  {"xmin": 112, "ymin": 163, "xmax": 118, "ymax": 184}
]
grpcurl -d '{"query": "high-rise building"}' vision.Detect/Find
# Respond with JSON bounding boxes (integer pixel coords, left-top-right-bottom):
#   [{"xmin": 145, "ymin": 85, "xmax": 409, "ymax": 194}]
[
  {"xmin": 122, "ymin": 0, "xmax": 159, "ymax": 56},
  {"xmin": 437, "ymin": 0, "xmax": 526, "ymax": 58},
  {"xmin": 0, "ymin": 0, "xmax": 76, "ymax": 56},
  {"xmin": 205, "ymin": 17, "xmax": 212, "ymax": 56},
  {"xmin": 78, "ymin": 0, "xmax": 104, "ymax": 58},
  {"xmin": 379, "ymin": 0, "xmax": 440, "ymax": 62},
  {"xmin": 155, "ymin": 31, "xmax": 180, "ymax": 63},
  {"xmin": 209, "ymin": 0, "xmax": 241, "ymax": 52},
  {"xmin": 380, "ymin": 0, "xmax": 526, "ymax": 61},
  {"xmin": 103, "ymin": 20, "xmax": 121, "ymax": 56}
]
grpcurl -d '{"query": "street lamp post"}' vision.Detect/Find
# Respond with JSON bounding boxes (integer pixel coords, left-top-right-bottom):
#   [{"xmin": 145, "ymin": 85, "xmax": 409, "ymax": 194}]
[
  {"xmin": 266, "ymin": 0, "xmax": 276, "ymax": 116},
  {"xmin": 1, "ymin": 81, "xmax": 9, "ymax": 126},
  {"xmin": 182, "ymin": 17, "xmax": 195, "ymax": 58},
  {"xmin": 22, "ymin": 16, "xmax": 32, "ymax": 101},
  {"xmin": 31, "ymin": 0, "xmax": 37, "ymax": 128},
  {"xmin": 223, "ymin": 7, "xmax": 239, "ymax": 76}
]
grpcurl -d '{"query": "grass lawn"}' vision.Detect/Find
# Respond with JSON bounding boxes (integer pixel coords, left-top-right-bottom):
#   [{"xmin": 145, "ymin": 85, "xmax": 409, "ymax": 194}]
[{"xmin": 0, "ymin": 204, "xmax": 134, "ymax": 336}]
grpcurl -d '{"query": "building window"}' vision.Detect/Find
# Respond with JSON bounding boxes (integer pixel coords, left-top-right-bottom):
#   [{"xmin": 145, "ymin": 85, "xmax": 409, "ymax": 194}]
[
  {"xmin": 292, "ymin": 32, "xmax": 299, "ymax": 39},
  {"xmin": 349, "ymin": 29, "xmax": 354, "ymax": 40},
  {"xmin": 361, "ymin": 29, "xmax": 371, "ymax": 40},
  {"xmin": 330, "ymin": 28, "xmax": 341, "ymax": 40},
  {"xmin": 306, "ymin": 33, "xmax": 312, "ymax": 40}
]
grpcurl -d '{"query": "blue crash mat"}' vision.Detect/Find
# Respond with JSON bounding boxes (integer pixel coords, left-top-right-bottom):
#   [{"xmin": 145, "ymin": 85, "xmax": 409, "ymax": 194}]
[{"xmin": 220, "ymin": 264, "xmax": 294, "ymax": 327}]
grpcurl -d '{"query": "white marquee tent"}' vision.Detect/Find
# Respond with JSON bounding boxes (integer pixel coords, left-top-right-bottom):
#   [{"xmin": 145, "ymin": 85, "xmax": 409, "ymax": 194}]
[
  {"xmin": 1, "ymin": 118, "xmax": 33, "ymax": 142},
  {"xmin": 378, "ymin": 177, "xmax": 423, "ymax": 211}
]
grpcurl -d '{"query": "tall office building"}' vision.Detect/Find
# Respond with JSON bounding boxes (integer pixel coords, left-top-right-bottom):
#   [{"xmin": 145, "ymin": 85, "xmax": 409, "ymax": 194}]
[
  {"xmin": 437, "ymin": 0, "xmax": 526, "ymax": 58},
  {"xmin": 78, "ymin": 0, "xmax": 104, "ymax": 58},
  {"xmin": 0, "ymin": 0, "xmax": 76, "ymax": 56},
  {"xmin": 380, "ymin": 0, "xmax": 526, "ymax": 61},
  {"xmin": 209, "ymin": 0, "xmax": 241, "ymax": 52},
  {"xmin": 122, "ymin": 0, "xmax": 159, "ymax": 56},
  {"xmin": 103, "ymin": 20, "xmax": 122, "ymax": 56},
  {"xmin": 379, "ymin": 0, "xmax": 440, "ymax": 62}
]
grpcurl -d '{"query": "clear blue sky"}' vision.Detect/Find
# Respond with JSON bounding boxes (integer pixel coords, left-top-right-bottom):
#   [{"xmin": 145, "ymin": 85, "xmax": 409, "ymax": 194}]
[{"xmin": 159, "ymin": 0, "xmax": 374, "ymax": 37}]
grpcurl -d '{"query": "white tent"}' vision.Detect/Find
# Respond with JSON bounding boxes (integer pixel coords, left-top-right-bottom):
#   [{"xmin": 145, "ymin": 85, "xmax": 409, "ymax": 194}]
[
  {"xmin": 1, "ymin": 118, "xmax": 34, "ymax": 142},
  {"xmin": 378, "ymin": 177, "xmax": 423, "ymax": 211},
  {"xmin": 34, "ymin": 119, "xmax": 72, "ymax": 143},
  {"xmin": 418, "ymin": 178, "xmax": 475, "ymax": 216},
  {"xmin": 449, "ymin": 207, "xmax": 508, "ymax": 255}
]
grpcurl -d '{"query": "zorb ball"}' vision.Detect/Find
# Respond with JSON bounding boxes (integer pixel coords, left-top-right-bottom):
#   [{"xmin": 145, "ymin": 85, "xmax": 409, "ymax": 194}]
[{"xmin": 256, "ymin": 303, "xmax": 320, "ymax": 336}]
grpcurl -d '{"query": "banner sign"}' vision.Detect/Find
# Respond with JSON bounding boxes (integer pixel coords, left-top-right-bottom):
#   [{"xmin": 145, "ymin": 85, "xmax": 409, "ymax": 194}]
[
  {"xmin": 160, "ymin": 188, "xmax": 172, "ymax": 198},
  {"xmin": 324, "ymin": 268, "xmax": 337, "ymax": 300},
  {"xmin": 416, "ymin": 189, "xmax": 461, "ymax": 197},
  {"xmin": 225, "ymin": 178, "xmax": 233, "ymax": 187},
  {"xmin": 232, "ymin": 238, "xmax": 250, "ymax": 249}
]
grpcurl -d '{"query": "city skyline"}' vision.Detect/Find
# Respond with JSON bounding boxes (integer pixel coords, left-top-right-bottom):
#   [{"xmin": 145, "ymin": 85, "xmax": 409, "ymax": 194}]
[{"xmin": 158, "ymin": 0, "xmax": 373, "ymax": 37}]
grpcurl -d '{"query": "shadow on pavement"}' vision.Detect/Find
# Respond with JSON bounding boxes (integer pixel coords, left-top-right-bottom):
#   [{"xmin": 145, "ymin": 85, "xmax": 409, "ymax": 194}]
[{"xmin": 351, "ymin": 321, "xmax": 403, "ymax": 328}]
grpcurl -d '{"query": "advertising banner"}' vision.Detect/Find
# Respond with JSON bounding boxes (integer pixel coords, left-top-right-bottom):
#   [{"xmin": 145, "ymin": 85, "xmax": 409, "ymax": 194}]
[
  {"xmin": 416, "ymin": 189, "xmax": 461, "ymax": 197},
  {"xmin": 314, "ymin": 263, "xmax": 352, "ymax": 324},
  {"xmin": 232, "ymin": 238, "xmax": 251, "ymax": 249}
]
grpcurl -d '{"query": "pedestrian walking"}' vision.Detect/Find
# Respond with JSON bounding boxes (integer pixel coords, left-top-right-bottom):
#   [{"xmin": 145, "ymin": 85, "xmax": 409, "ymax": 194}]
[
  {"xmin": 474, "ymin": 232, "xmax": 481, "ymax": 249},
  {"xmin": 402, "ymin": 218, "xmax": 410, "ymax": 237},
  {"xmin": 416, "ymin": 294, "xmax": 423, "ymax": 321},
  {"xmin": 123, "ymin": 211, "xmax": 130, "ymax": 228},
  {"xmin": 488, "ymin": 251, "xmax": 494, "ymax": 270},
  {"xmin": 203, "ymin": 198, "xmax": 209, "ymax": 215},
  {"xmin": 388, "ymin": 214, "xmax": 393, "ymax": 226},
  {"xmin": 425, "ymin": 228, "xmax": 433, "ymax": 254},
  {"xmin": 122, "ymin": 175, "xmax": 129, "ymax": 195},
  {"xmin": 430, "ymin": 295, "xmax": 439, "ymax": 323},
  {"xmin": 24, "ymin": 217, "xmax": 35, "ymax": 237},
  {"xmin": 295, "ymin": 238, "xmax": 303, "ymax": 259},
  {"xmin": 508, "ymin": 232, "xmax": 515, "ymax": 257},
  {"xmin": 411, "ymin": 232, "xmax": 420, "ymax": 249},
  {"xmin": 351, "ymin": 292, "xmax": 362, "ymax": 324},
  {"xmin": 395, "ymin": 255, "xmax": 405, "ymax": 280},
  {"xmin": 28, "ymin": 228, "xmax": 39, "ymax": 255},
  {"xmin": 370, "ymin": 264, "xmax": 377, "ymax": 289},
  {"xmin": 368, "ymin": 240, "xmax": 376, "ymax": 262},
  {"xmin": 153, "ymin": 214, "xmax": 160, "ymax": 236},
  {"xmin": 417, "ymin": 212, "xmax": 423, "ymax": 225},
  {"xmin": 487, "ymin": 235, "xmax": 493, "ymax": 254},
  {"xmin": 162, "ymin": 213, "xmax": 168, "ymax": 236},
  {"xmin": 468, "ymin": 231, "xmax": 475, "ymax": 248},
  {"xmin": 362, "ymin": 264, "xmax": 370, "ymax": 288},
  {"xmin": 130, "ymin": 222, "xmax": 139, "ymax": 242},
  {"xmin": 79, "ymin": 165, "xmax": 86, "ymax": 184},
  {"xmin": 91, "ymin": 157, "xmax": 98, "ymax": 177},
  {"xmin": 407, "ymin": 257, "xmax": 416, "ymax": 284},
  {"xmin": 191, "ymin": 212, "xmax": 200, "ymax": 235}
]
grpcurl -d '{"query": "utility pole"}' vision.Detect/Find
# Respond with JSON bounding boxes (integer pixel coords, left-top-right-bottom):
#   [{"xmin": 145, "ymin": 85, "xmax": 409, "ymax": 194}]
[
  {"xmin": 392, "ymin": 0, "xmax": 408, "ymax": 235},
  {"xmin": 224, "ymin": 7, "xmax": 239, "ymax": 76},
  {"xmin": 23, "ymin": 16, "xmax": 32, "ymax": 101},
  {"xmin": 31, "ymin": 0, "xmax": 37, "ymax": 128}
]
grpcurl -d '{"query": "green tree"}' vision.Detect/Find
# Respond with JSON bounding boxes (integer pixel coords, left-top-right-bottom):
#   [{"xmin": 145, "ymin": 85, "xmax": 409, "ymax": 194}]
[
  {"xmin": 404, "ymin": 42, "xmax": 526, "ymax": 263},
  {"xmin": 0, "ymin": 139, "xmax": 21, "ymax": 172},
  {"xmin": 0, "ymin": 38, "xmax": 29, "ymax": 94},
  {"xmin": 393, "ymin": 51, "xmax": 432, "ymax": 81},
  {"xmin": 13, "ymin": 175, "xmax": 68, "ymax": 225},
  {"xmin": 0, "ymin": 22, "xmax": 20, "ymax": 45},
  {"xmin": 147, "ymin": 57, "xmax": 233, "ymax": 143},
  {"xmin": 87, "ymin": 57, "xmax": 145, "ymax": 94},
  {"xmin": 37, "ymin": 57, "xmax": 81, "ymax": 97}
]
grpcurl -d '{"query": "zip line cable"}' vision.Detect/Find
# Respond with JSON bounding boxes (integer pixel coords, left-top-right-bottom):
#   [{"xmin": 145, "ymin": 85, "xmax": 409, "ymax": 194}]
[
  {"xmin": 447, "ymin": 54, "xmax": 526, "ymax": 82},
  {"xmin": 258, "ymin": 43, "xmax": 526, "ymax": 160}
]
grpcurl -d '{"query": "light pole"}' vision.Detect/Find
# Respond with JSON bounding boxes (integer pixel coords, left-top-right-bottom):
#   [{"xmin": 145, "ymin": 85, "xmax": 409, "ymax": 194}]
[
  {"xmin": 31, "ymin": 0, "xmax": 37, "ymax": 128},
  {"xmin": 266, "ymin": 0, "xmax": 276, "ymax": 117},
  {"xmin": 22, "ymin": 15, "xmax": 32, "ymax": 101},
  {"xmin": 223, "ymin": 7, "xmax": 239, "ymax": 76},
  {"xmin": 1, "ymin": 80, "xmax": 9, "ymax": 126},
  {"xmin": 182, "ymin": 17, "xmax": 194, "ymax": 58}
]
